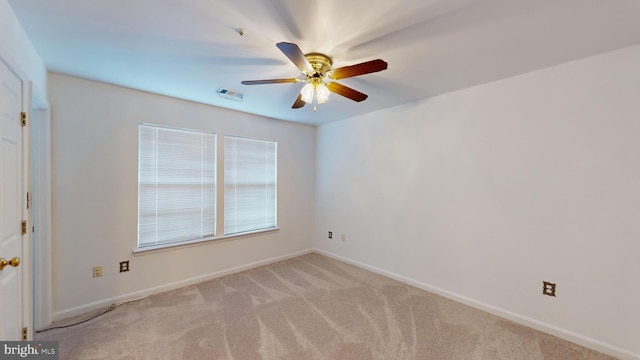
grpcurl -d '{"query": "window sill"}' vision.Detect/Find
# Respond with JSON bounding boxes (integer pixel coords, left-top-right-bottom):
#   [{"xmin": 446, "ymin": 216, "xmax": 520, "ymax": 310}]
[{"xmin": 132, "ymin": 227, "xmax": 280, "ymax": 256}]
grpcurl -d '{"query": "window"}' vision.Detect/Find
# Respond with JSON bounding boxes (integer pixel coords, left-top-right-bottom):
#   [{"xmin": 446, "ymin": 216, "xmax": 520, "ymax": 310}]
[
  {"xmin": 224, "ymin": 136, "xmax": 277, "ymax": 235},
  {"xmin": 137, "ymin": 124, "xmax": 216, "ymax": 249}
]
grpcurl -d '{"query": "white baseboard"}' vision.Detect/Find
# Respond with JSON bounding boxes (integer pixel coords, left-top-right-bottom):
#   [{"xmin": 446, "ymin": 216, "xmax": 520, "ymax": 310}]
[
  {"xmin": 313, "ymin": 249, "xmax": 638, "ymax": 360},
  {"xmin": 50, "ymin": 248, "xmax": 314, "ymax": 324}
]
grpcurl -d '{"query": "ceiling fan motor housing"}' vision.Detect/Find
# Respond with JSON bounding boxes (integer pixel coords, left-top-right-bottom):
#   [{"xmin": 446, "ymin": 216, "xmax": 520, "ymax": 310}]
[{"xmin": 304, "ymin": 53, "xmax": 333, "ymax": 76}]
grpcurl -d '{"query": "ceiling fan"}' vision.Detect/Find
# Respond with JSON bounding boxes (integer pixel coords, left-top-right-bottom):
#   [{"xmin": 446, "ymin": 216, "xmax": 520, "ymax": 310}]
[{"xmin": 241, "ymin": 42, "xmax": 388, "ymax": 111}]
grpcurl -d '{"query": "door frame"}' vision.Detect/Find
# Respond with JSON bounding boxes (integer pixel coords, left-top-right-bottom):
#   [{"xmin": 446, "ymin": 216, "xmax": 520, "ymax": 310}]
[{"xmin": 28, "ymin": 82, "xmax": 51, "ymax": 332}]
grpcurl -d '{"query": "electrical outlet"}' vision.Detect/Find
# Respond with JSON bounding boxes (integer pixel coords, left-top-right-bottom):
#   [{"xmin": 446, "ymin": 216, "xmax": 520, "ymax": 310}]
[
  {"xmin": 93, "ymin": 266, "xmax": 102, "ymax": 278},
  {"xmin": 543, "ymin": 281, "xmax": 556, "ymax": 297},
  {"xmin": 341, "ymin": 234, "xmax": 346, "ymax": 242},
  {"xmin": 328, "ymin": 231, "xmax": 333, "ymax": 239},
  {"xmin": 119, "ymin": 260, "xmax": 130, "ymax": 273}
]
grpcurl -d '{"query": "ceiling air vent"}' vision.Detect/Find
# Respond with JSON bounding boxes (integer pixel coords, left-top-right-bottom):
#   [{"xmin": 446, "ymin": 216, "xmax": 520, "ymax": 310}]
[{"xmin": 217, "ymin": 88, "xmax": 244, "ymax": 102}]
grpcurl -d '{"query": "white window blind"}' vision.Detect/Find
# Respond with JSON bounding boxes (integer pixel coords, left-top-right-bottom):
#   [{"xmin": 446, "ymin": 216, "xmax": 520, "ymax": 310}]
[
  {"xmin": 138, "ymin": 124, "xmax": 216, "ymax": 248},
  {"xmin": 224, "ymin": 136, "xmax": 277, "ymax": 235}
]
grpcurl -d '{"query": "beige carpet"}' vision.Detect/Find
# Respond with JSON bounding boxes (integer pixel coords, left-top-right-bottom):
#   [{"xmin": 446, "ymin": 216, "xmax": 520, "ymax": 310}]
[{"xmin": 36, "ymin": 253, "xmax": 614, "ymax": 359}]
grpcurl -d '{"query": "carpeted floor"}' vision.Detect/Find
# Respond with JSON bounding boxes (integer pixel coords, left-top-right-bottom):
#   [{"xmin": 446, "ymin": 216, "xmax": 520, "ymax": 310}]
[{"xmin": 36, "ymin": 253, "xmax": 615, "ymax": 359}]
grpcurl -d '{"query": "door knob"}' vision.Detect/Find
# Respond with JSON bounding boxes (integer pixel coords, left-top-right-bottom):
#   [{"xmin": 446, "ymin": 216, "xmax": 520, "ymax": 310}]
[{"xmin": 0, "ymin": 257, "xmax": 20, "ymax": 271}]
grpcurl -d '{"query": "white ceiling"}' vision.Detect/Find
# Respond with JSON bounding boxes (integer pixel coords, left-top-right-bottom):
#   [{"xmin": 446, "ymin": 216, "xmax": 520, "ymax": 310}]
[{"xmin": 9, "ymin": 0, "xmax": 640, "ymax": 126}]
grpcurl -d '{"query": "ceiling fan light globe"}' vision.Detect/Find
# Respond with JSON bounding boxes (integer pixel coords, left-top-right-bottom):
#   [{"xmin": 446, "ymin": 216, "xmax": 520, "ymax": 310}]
[
  {"xmin": 316, "ymin": 83, "xmax": 330, "ymax": 104},
  {"xmin": 300, "ymin": 83, "xmax": 315, "ymax": 103}
]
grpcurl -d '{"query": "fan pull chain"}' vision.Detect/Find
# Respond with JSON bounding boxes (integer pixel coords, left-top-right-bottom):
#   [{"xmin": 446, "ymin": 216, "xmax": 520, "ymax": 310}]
[{"xmin": 313, "ymin": 88, "xmax": 318, "ymax": 112}]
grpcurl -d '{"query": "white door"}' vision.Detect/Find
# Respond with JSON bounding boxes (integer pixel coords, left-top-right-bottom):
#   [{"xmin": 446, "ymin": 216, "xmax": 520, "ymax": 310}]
[{"xmin": 0, "ymin": 59, "xmax": 24, "ymax": 340}]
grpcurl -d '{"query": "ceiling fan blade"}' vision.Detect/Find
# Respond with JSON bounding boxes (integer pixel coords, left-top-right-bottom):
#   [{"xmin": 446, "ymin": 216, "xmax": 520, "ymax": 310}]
[
  {"xmin": 241, "ymin": 78, "xmax": 300, "ymax": 85},
  {"xmin": 329, "ymin": 59, "xmax": 388, "ymax": 80},
  {"xmin": 292, "ymin": 93, "xmax": 306, "ymax": 109},
  {"xmin": 326, "ymin": 82, "xmax": 368, "ymax": 102},
  {"xmin": 276, "ymin": 42, "xmax": 315, "ymax": 74}
]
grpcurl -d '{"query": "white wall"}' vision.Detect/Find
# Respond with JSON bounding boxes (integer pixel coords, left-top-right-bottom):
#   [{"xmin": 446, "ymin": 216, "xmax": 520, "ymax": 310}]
[
  {"xmin": 49, "ymin": 74, "xmax": 316, "ymax": 318},
  {"xmin": 315, "ymin": 44, "xmax": 640, "ymax": 359},
  {"xmin": 0, "ymin": 0, "xmax": 47, "ymax": 97}
]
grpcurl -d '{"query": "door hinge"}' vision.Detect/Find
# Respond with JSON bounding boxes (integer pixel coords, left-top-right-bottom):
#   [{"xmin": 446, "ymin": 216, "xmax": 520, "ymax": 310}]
[
  {"xmin": 21, "ymin": 112, "xmax": 27, "ymax": 127},
  {"xmin": 22, "ymin": 221, "xmax": 27, "ymax": 235},
  {"xmin": 22, "ymin": 327, "xmax": 28, "ymax": 340},
  {"xmin": 27, "ymin": 192, "xmax": 30, "ymax": 209}
]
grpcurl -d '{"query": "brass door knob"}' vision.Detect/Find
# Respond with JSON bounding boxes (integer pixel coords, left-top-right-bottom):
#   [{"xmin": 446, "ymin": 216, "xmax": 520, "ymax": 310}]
[{"xmin": 0, "ymin": 257, "xmax": 20, "ymax": 271}]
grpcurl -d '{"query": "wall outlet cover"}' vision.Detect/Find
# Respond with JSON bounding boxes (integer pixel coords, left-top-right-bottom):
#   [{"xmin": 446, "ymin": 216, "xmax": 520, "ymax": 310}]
[
  {"xmin": 543, "ymin": 281, "xmax": 556, "ymax": 297},
  {"xmin": 93, "ymin": 266, "xmax": 102, "ymax": 278}
]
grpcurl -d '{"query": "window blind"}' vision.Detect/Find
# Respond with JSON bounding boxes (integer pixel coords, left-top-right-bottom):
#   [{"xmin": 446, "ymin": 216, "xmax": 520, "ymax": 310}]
[
  {"xmin": 138, "ymin": 124, "xmax": 216, "ymax": 248},
  {"xmin": 224, "ymin": 136, "xmax": 277, "ymax": 235}
]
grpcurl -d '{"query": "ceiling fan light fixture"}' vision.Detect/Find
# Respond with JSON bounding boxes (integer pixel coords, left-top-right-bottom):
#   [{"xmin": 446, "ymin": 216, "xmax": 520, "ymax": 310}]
[{"xmin": 301, "ymin": 78, "xmax": 330, "ymax": 106}]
